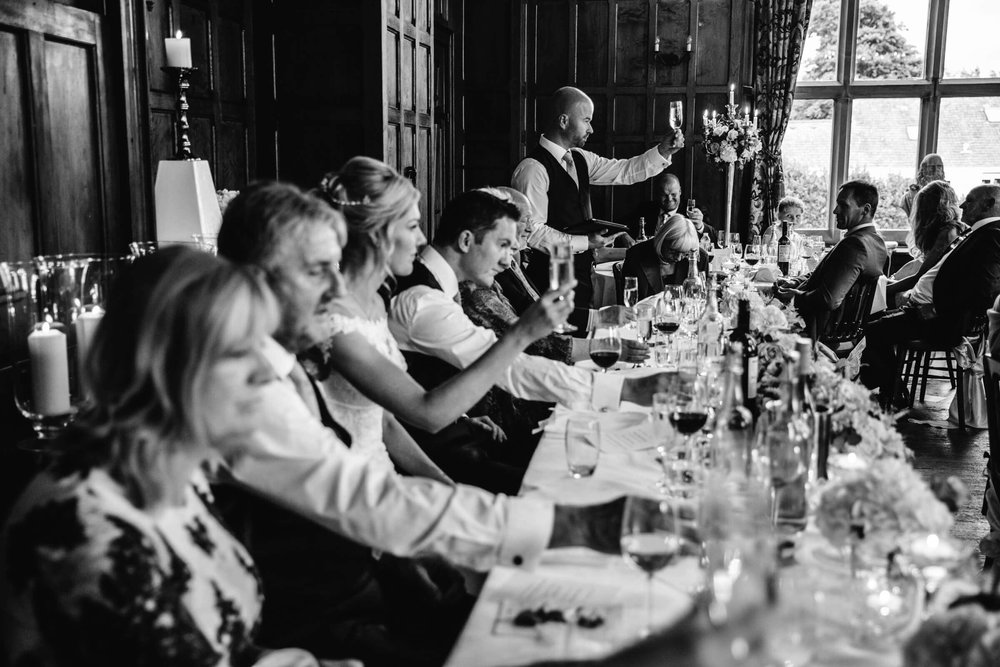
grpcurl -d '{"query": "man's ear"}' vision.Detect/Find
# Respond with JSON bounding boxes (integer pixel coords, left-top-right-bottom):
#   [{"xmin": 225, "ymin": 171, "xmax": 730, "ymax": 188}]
[
  {"xmin": 456, "ymin": 229, "xmax": 475, "ymax": 252},
  {"xmin": 558, "ymin": 113, "xmax": 569, "ymax": 129}
]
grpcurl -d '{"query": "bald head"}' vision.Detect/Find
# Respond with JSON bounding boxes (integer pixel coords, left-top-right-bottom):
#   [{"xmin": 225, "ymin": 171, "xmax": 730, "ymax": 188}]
[
  {"xmin": 545, "ymin": 86, "xmax": 595, "ymax": 150},
  {"xmin": 654, "ymin": 172, "xmax": 682, "ymax": 215},
  {"xmin": 960, "ymin": 184, "xmax": 1000, "ymax": 224}
]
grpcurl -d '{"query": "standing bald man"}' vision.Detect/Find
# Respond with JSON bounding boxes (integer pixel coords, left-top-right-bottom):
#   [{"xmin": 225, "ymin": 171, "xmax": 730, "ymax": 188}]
[{"xmin": 512, "ymin": 86, "xmax": 684, "ymax": 309}]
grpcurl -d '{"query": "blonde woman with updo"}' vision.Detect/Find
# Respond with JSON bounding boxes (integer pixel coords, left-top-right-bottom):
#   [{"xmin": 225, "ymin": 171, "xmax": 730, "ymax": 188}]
[
  {"xmin": 622, "ymin": 213, "xmax": 709, "ymax": 300},
  {"xmin": 306, "ymin": 157, "xmax": 564, "ymax": 486}
]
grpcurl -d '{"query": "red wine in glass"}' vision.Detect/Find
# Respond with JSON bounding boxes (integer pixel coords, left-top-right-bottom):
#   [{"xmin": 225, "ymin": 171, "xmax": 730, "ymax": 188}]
[
  {"xmin": 590, "ymin": 349, "xmax": 621, "ymax": 369},
  {"xmin": 655, "ymin": 320, "xmax": 680, "ymax": 335},
  {"xmin": 670, "ymin": 410, "xmax": 708, "ymax": 435}
]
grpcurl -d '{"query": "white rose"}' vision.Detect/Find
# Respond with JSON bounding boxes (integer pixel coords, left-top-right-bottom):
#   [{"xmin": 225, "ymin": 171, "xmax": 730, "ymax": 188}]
[
  {"xmin": 713, "ymin": 125, "xmax": 726, "ymax": 137},
  {"xmin": 720, "ymin": 144, "xmax": 737, "ymax": 162}
]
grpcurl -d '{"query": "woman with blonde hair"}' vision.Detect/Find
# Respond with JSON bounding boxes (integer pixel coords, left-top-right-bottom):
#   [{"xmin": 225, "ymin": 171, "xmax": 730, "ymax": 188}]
[
  {"xmin": 888, "ymin": 180, "xmax": 966, "ymax": 306},
  {"xmin": 622, "ymin": 212, "xmax": 708, "ymax": 300},
  {"xmin": 0, "ymin": 247, "xmax": 348, "ymax": 666},
  {"xmin": 307, "ymin": 156, "xmax": 569, "ymax": 487}
]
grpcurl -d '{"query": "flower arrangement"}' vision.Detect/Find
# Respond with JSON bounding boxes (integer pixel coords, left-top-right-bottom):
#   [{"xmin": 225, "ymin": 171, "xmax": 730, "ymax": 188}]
[
  {"xmin": 217, "ymin": 189, "xmax": 239, "ymax": 214},
  {"xmin": 903, "ymin": 580, "xmax": 1000, "ymax": 667},
  {"xmin": 815, "ymin": 458, "xmax": 954, "ymax": 557},
  {"xmin": 701, "ymin": 103, "xmax": 762, "ymax": 170}
]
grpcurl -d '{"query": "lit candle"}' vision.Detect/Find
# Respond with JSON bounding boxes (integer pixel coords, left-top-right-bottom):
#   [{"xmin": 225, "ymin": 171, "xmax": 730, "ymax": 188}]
[
  {"xmin": 685, "ymin": 35, "xmax": 692, "ymax": 52},
  {"xmin": 654, "ymin": 36, "xmax": 661, "ymax": 53},
  {"xmin": 712, "ymin": 110, "xmax": 716, "ymax": 121},
  {"xmin": 753, "ymin": 108, "xmax": 759, "ymax": 129},
  {"xmin": 703, "ymin": 109, "xmax": 709, "ymax": 125},
  {"xmin": 829, "ymin": 451, "xmax": 868, "ymax": 472},
  {"xmin": 729, "ymin": 83, "xmax": 735, "ymax": 106},
  {"xmin": 165, "ymin": 30, "xmax": 192, "ymax": 68},
  {"xmin": 74, "ymin": 308, "xmax": 104, "ymax": 379},
  {"xmin": 28, "ymin": 323, "xmax": 71, "ymax": 416}
]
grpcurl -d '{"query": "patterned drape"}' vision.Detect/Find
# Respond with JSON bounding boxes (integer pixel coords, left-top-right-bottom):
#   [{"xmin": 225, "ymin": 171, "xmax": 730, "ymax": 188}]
[{"xmin": 749, "ymin": 0, "xmax": 814, "ymax": 236}]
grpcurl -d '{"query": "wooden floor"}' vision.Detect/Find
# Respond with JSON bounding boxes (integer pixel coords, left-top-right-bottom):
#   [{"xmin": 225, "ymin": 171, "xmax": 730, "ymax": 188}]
[{"xmin": 894, "ymin": 370, "xmax": 990, "ymax": 559}]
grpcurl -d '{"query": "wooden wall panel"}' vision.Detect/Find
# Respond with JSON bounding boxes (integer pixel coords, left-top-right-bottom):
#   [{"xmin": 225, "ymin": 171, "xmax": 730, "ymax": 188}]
[
  {"xmin": 614, "ymin": 94, "xmax": 646, "ymax": 135},
  {"xmin": 695, "ymin": 0, "xmax": 730, "ymax": 85},
  {"xmin": 387, "ymin": 28, "xmax": 399, "ymax": 108},
  {"xmin": 40, "ymin": 38, "xmax": 104, "ymax": 253},
  {"xmin": 655, "ymin": 0, "xmax": 689, "ymax": 86},
  {"xmin": 218, "ymin": 18, "xmax": 245, "ymax": 102},
  {"xmin": 179, "ymin": 4, "xmax": 211, "ymax": 98},
  {"xmin": 576, "ymin": 1, "xmax": 607, "ymax": 88},
  {"xmin": 218, "ymin": 120, "xmax": 248, "ymax": 187},
  {"xmin": 0, "ymin": 29, "xmax": 35, "ymax": 262},
  {"xmin": 614, "ymin": 0, "xmax": 647, "ymax": 86},
  {"xmin": 533, "ymin": 2, "xmax": 568, "ymax": 92}
]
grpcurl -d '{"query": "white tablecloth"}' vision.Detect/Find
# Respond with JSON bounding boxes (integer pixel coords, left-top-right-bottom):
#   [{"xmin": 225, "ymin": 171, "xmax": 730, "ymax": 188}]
[{"xmin": 445, "ymin": 374, "xmax": 907, "ymax": 666}]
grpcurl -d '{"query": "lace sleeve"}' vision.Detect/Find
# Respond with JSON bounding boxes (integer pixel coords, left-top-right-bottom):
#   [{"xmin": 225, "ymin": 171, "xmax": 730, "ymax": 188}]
[{"xmin": 3, "ymin": 491, "xmax": 227, "ymax": 666}]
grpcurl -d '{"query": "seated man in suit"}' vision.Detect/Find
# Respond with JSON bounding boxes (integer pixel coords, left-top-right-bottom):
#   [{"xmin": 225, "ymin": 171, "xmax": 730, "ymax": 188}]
[
  {"xmin": 859, "ymin": 184, "xmax": 1000, "ymax": 405},
  {"xmin": 628, "ymin": 171, "xmax": 717, "ymax": 246},
  {"xmin": 622, "ymin": 213, "xmax": 709, "ymax": 301},
  {"xmin": 774, "ymin": 180, "xmax": 887, "ymax": 338}
]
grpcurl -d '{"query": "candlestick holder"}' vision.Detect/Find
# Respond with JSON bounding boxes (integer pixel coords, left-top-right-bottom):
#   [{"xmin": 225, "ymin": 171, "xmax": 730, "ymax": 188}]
[
  {"xmin": 652, "ymin": 35, "xmax": 692, "ymax": 68},
  {"xmin": 162, "ymin": 66, "xmax": 198, "ymax": 160}
]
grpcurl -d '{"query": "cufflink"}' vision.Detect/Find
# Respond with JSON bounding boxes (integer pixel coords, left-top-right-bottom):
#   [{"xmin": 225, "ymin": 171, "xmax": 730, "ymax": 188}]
[{"xmin": 513, "ymin": 555, "xmax": 524, "ymax": 566}]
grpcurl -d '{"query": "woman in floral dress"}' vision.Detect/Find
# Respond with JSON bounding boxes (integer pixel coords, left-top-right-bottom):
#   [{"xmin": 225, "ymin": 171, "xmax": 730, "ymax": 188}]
[{"xmin": 0, "ymin": 248, "xmax": 347, "ymax": 667}]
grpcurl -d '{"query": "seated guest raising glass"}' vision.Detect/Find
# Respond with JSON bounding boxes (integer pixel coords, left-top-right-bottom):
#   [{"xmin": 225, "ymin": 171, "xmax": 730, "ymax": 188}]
[
  {"xmin": 774, "ymin": 180, "xmax": 887, "ymax": 338},
  {"xmin": 0, "ymin": 248, "xmax": 352, "ymax": 667},
  {"xmin": 627, "ymin": 171, "xmax": 715, "ymax": 246},
  {"xmin": 622, "ymin": 213, "xmax": 709, "ymax": 301}
]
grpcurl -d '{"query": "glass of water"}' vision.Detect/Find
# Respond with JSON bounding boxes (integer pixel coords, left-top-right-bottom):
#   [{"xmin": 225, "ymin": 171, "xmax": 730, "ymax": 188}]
[
  {"xmin": 565, "ymin": 417, "xmax": 601, "ymax": 478},
  {"xmin": 623, "ymin": 276, "xmax": 639, "ymax": 309}
]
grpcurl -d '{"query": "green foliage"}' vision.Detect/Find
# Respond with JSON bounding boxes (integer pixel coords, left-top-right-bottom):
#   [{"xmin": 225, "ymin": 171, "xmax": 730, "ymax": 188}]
[
  {"xmin": 783, "ymin": 161, "xmax": 912, "ymax": 230},
  {"xmin": 795, "ymin": 0, "xmax": 923, "ymax": 121}
]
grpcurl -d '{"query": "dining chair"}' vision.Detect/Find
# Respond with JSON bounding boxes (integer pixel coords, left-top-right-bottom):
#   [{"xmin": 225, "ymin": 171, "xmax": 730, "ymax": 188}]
[{"xmin": 817, "ymin": 278, "xmax": 880, "ymax": 357}]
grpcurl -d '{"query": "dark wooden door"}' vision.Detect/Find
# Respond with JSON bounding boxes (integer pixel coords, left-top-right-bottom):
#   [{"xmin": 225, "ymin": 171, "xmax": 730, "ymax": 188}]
[
  {"xmin": 383, "ymin": 0, "xmax": 434, "ymax": 232},
  {"xmin": 0, "ymin": 0, "xmax": 127, "ymax": 259}
]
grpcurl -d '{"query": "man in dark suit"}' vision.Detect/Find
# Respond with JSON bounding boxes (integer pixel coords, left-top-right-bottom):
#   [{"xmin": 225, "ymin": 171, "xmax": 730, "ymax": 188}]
[
  {"xmin": 775, "ymin": 180, "xmax": 887, "ymax": 338},
  {"xmin": 628, "ymin": 171, "xmax": 717, "ymax": 246},
  {"xmin": 859, "ymin": 184, "xmax": 1000, "ymax": 404}
]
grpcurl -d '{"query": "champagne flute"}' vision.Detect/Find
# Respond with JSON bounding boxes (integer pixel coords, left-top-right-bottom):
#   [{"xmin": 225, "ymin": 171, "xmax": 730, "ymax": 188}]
[
  {"xmin": 728, "ymin": 233, "xmax": 743, "ymax": 263},
  {"xmin": 549, "ymin": 241, "xmax": 577, "ymax": 333},
  {"xmin": 623, "ymin": 276, "xmax": 639, "ymax": 309},
  {"xmin": 669, "ymin": 100, "xmax": 684, "ymax": 133},
  {"xmin": 620, "ymin": 496, "xmax": 684, "ymax": 637}
]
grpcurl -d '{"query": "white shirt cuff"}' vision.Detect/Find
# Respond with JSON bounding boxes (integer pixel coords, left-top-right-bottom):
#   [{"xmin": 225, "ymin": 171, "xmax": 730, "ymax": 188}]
[
  {"xmin": 498, "ymin": 495, "xmax": 554, "ymax": 569},
  {"xmin": 591, "ymin": 372, "xmax": 624, "ymax": 412},
  {"xmin": 586, "ymin": 309, "xmax": 598, "ymax": 331},
  {"xmin": 571, "ymin": 235, "xmax": 590, "ymax": 254}
]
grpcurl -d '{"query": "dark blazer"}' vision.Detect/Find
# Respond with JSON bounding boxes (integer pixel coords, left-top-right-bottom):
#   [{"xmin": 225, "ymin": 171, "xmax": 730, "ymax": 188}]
[
  {"xmin": 932, "ymin": 218, "xmax": 1000, "ymax": 340},
  {"xmin": 626, "ymin": 202, "xmax": 718, "ymax": 246},
  {"xmin": 622, "ymin": 240, "xmax": 710, "ymax": 301},
  {"xmin": 794, "ymin": 225, "xmax": 887, "ymax": 330}
]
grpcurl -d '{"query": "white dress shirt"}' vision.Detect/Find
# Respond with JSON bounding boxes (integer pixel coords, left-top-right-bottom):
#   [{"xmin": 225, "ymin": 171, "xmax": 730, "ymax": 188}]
[
  {"xmin": 908, "ymin": 216, "xmax": 1000, "ymax": 306},
  {"xmin": 220, "ymin": 337, "xmax": 554, "ymax": 571},
  {"xmin": 511, "ymin": 135, "xmax": 671, "ymax": 255},
  {"xmin": 390, "ymin": 246, "xmax": 624, "ymax": 411}
]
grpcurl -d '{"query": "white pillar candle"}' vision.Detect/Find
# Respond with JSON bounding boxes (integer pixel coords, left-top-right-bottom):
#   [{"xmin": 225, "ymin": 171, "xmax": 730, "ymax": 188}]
[
  {"xmin": 729, "ymin": 83, "xmax": 735, "ymax": 106},
  {"xmin": 28, "ymin": 324, "xmax": 71, "ymax": 416},
  {"xmin": 165, "ymin": 31, "xmax": 192, "ymax": 68},
  {"xmin": 74, "ymin": 309, "xmax": 103, "ymax": 378}
]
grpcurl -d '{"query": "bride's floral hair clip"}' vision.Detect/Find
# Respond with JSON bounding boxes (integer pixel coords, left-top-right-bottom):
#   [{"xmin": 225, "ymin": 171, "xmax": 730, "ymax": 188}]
[{"xmin": 318, "ymin": 172, "xmax": 371, "ymax": 207}]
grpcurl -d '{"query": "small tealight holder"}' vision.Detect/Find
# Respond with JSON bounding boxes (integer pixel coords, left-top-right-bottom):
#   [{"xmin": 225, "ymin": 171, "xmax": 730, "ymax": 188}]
[{"xmin": 827, "ymin": 451, "xmax": 868, "ymax": 477}]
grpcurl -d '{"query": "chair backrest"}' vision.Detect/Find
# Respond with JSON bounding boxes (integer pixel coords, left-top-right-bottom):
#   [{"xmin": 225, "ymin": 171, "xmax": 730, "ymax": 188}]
[
  {"xmin": 818, "ymin": 277, "xmax": 879, "ymax": 346},
  {"xmin": 983, "ymin": 353, "xmax": 1000, "ymax": 497},
  {"xmin": 612, "ymin": 260, "xmax": 624, "ymax": 305}
]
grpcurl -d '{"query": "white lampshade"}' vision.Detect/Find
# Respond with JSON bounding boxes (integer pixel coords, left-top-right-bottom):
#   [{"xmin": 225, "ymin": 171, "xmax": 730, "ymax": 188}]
[{"xmin": 154, "ymin": 159, "xmax": 222, "ymax": 243}]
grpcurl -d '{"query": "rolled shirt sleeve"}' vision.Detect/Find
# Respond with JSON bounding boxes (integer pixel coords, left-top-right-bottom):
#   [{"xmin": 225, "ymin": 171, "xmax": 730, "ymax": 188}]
[
  {"xmin": 222, "ymin": 376, "xmax": 554, "ymax": 571},
  {"xmin": 512, "ymin": 143, "xmax": 670, "ymax": 256},
  {"xmin": 389, "ymin": 285, "xmax": 623, "ymax": 411}
]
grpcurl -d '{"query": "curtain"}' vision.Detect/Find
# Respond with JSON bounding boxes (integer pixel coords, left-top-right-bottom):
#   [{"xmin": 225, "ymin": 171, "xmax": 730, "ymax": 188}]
[{"xmin": 749, "ymin": 0, "xmax": 814, "ymax": 236}]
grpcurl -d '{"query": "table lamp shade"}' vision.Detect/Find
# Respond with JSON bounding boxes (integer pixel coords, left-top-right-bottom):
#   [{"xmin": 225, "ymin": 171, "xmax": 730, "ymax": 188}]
[{"xmin": 154, "ymin": 159, "xmax": 222, "ymax": 242}]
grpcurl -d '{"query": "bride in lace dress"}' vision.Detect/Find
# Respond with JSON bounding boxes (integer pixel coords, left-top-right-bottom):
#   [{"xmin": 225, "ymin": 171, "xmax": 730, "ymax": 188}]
[{"xmin": 303, "ymin": 156, "xmax": 570, "ymax": 481}]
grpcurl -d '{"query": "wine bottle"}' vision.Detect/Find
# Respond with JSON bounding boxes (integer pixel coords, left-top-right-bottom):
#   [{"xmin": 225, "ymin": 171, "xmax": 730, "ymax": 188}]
[
  {"xmin": 710, "ymin": 344, "xmax": 755, "ymax": 476},
  {"xmin": 777, "ymin": 218, "xmax": 791, "ymax": 276},
  {"xmin": 681, "ymin": 250, "xmax": 704, "ymax": 302},
  {"xmin": 728, "ymin": 299, "xmax": 759, "ymax": 414},
  {"xmin": 765, "ymin": 352, "xmax": 811, "ymax": 533},
  {"xmin": 697, "ymin": 274, "xmax": 724, "ymax": 360}
]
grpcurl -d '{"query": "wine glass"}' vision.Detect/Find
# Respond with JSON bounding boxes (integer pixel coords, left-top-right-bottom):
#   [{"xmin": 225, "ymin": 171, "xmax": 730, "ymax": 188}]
[
  {"xmin": 623, "ymin": 276, "xmax": 639, "ymax": 309},
  {"xmin": 565, "ymin": 417, "xmax": 601, "ymax": 478},
  {"xmin": 588, "ymin": 322, "xmax": 622, "ymax": 372},
  {"xmin": 653, "ymin": 289, "xmax": 681, "ymax": 367},
  {"xmin": 668, "ymin": 377, "xmax": 709, "ymax": 496},
  {"xmin": 620, "ymin": 496, "xmax": 684, "ymax": 637},
  {"xmin": 669, "ymin": 100, "xmax": 684, "ymax": 133},
  {"xmin": 549, "ymin": 241, "xmax": 577, "ymax": 333},
  {"xmin": 635, "ymin": 302, "xmax": 655, "ymax": 346},
  {"xmin": 744, "ymin": 235, "xmax": 762, "ymax": 268},
  {"xmin": 652, "ymin": 391, "xmax": 681, "ymax": 494}
]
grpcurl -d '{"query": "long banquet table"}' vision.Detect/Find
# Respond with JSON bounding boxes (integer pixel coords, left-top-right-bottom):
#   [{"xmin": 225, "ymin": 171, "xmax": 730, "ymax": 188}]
[{"xmin": 445, "ymin": 366, "xmax": 908, "ymax": 666}]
